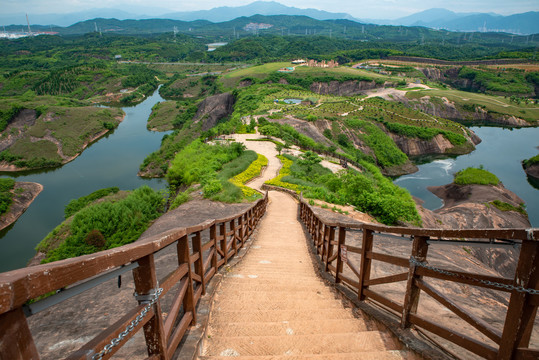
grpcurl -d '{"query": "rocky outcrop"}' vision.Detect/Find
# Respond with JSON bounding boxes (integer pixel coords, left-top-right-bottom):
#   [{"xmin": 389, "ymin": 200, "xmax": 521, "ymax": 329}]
[
  {"xmin": 419, "ymin": 68, "xmax": 445, "ymax": 81},
  {"xmin": 523, "ymin": 163, "xmax": 539, "ymax": 180},
  {"xmin": 309, "ymin": 80, "xmax": 386, "ymax": 96},
  {"xmin": 0, "ymin": 109, "xmax": 37, "ymax": 152},
  {"xmin": 268, "ymin": 117, "xmax": 333, "ymax": 147},
  {"xmin": 390, "ymin": 133, "xmax": 454, "ymax": 156},
  {"xmin": 420, "ymin": 182, "xmax": 530, "ymax": 277},
  {"xmin": 193, "ymin": 92, "xmax": 235, "ymax": 132},
  {"xmin": 410, "ymin": 96, "xmax": 533, "ymax": 127},
  {"xmin": 0, "ymin": 182, "xmax": 43, "ymax": 231}
]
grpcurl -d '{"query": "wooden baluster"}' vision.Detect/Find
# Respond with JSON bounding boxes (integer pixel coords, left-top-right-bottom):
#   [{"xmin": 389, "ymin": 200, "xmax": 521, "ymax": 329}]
[
  {"xmin": 401, "ymin": 235, "xmax": 429, "ymax": 329},
  {"xmin": 325, "ymin": 226, "xmax": 335, "ymax": 272},
  {"xmin": 358, "ymin": 229, "xmax": 374, "ymax": 301},
  {"xmin": 219, "ymin": 223, "xmax": 227, "ymax": 264},
  {"xmin": 335, "ymin": 227, "xmax": 346, "ymax": 284},
  {"xmin": 133, "ymin": 254, "xmax": 168, "ymax": 358},
  {"xmin": 0, "ymin": 308, "xmax": 39, "ymax": 360},
  {"xmin": 498, "ymin": 240, "xmax": 539, "ymax": 359},
  {"xmin": 210, "ymin": 224, "xmax": 217, "ymax": 271},
  {"xmin": 230, "ymin": 219, "xmax": 237, "ymax": 255},
  {"xmin": 238, "ymin": 215, "xmax": 245, "ymax": 247},
  {"xmin": 177, "ymin": 235, "xmax": 196, "ymax": 325},
  {"xmin": 192, "ymin": 231, "xmax": 205, "ymax": 295}
]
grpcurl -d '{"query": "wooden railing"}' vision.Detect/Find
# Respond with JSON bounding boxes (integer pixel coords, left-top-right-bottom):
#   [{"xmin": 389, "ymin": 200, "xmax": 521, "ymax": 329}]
[
  {"xmin": 299, "ymin": 199, "xmax": 539, "ymax": 360},
  {"xmin": 0, "ymin": 193, "xmax": 268, "ymax": 360}
]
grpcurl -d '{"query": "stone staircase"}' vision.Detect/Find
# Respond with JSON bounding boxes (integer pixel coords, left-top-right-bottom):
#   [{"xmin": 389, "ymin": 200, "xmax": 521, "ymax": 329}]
[{"xmin": 196, "ymin": 191, "xmax": 409, "ymax": 359}]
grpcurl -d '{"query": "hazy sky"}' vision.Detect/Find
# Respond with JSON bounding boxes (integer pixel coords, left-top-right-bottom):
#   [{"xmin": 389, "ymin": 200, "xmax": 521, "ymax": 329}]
[{"xmin": 3, "ymin": 0, "xmax": 538, "ymax": 19}]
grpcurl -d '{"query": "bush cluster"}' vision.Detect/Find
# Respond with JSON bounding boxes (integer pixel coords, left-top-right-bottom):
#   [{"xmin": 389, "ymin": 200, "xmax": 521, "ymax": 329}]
[
  {"xmin": 43, "ymin": 186, "xmax": 164, "ymax": 263},
  {"xmin": 454, "ymin": 167, "xmax": 500, "ymax": 186},
  {"xmin": 230, "ymin": 154, "xmax": 268, "ymax": 197}
]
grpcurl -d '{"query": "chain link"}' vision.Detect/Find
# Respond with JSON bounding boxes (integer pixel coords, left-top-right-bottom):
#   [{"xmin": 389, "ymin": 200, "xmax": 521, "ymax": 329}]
[
  {"xmin": 409, "ymin": 257, "xmax": 539, "ymax": 295},
  {"xmin": 91, "ymin": 287, "xmax": 163, "ymax": 360}
]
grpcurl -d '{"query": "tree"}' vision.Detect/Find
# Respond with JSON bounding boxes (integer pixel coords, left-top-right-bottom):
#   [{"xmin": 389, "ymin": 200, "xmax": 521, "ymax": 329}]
[
  {"xmin": 298, "ymin": 151, "xmax": 321, "ymax": 174},
  {"xmin": 276, "ymin": 143, "xmax": 284, "ymax": 155}
]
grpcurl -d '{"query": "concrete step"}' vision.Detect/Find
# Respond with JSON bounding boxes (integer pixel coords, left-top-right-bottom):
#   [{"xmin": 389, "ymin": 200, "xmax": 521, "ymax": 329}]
[
  {"xmin": 211, "ymin": 298, "xmax": 344, "ymax": 311},
  {"xmin": 206, "ymin": 319, "xmax": 369, "ymax": 337},
  {"xmin": 208, "ymin": 309, "xmax": 356, "ymax": 323},
  {"xmin": 200, "ymin": 332, "xmax": 398, "ymax": 356},
  {"xmin": 197, "ymin": 350, "xmax": 406, "ymax": 359}
]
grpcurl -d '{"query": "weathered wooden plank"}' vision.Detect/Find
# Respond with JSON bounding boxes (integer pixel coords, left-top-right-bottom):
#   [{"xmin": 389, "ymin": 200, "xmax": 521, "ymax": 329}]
[
  {"xmin": 166, "ymin": 311, "xmax": 193, "ymax": 360},
  {"xmin": 410, "ymin": 314, "xmax": 498, "ymax": 360},
  {"xmin": 68, "ymin": 304, "xmax": 154, "ymax": 360},
  {"xmin": 363, "ymin": 289, "xmax": 403, "ymax": 313},
  {"xmin": 164, "ymin": 278, "xmax": 188, "ymax": 340},
  {"xmin": 416, "ymin": 278, "xmax": 502, "ymax": 344},
  {"xmin": 337, "ymin": 273, "xmax": 360, "ymax": 290},
  {"xmin": 160, "ymin": 264, "xmax": 188, "ymax": 296},
  {"xmin": 368, "ymin": 252, "xmax": 409, "ymax": 268},
  {"xmin": 365, "ymin": 272, "xmax": 408, "ymax": 286}
]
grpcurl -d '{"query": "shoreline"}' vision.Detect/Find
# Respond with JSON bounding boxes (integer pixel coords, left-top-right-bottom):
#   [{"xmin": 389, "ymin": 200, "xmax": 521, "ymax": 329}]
[{"xmin": 0, "ymin": 182, "xmax": 44, "ymax": 231}]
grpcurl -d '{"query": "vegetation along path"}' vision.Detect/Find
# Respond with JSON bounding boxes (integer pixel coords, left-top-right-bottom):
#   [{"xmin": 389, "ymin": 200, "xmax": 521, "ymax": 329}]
[{"xmin": 197, "ymin": 135, "xmax": 408, "ymax": 359}]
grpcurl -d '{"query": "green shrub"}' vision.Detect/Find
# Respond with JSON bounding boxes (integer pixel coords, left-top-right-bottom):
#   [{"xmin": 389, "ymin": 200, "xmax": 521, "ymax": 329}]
[
  {"xmin": 64, "ymin": 187, "xmax": 120, "ymax": 218},
  {"xmin": 454, "ymin": 167, "xmax": 500, "ymax": 186},
  {"xmin": 203, "ymin": 179, "xmax": 223, "ymax": 198},
  {"xmin": 43, "ymin": 186, "xmax": 164, "ymax": 263},
  {"xmin": 170, "ymin": 191, "xmax": 190, "ymax": 210}
]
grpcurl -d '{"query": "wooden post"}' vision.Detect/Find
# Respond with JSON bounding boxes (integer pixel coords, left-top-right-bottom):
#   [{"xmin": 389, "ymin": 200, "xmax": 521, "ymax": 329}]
[
  {"xmin": 219, "ymin": 223, "xmax": 227, "ymax": 264},
  {"xmin": 401, "ymin": 235, "xmax": 429, "ymax": 329},
  {"xmin": 177, "ymin": 235, "xmax": 196, "ymax": 325},
  {"xmin": 210, "ymin": 224, "xmax": 217, "ymax": 271},
  {"xmin": 325, "ymin": 226, "xmax": 335, "ymax": 272},
  {"xmin": 498, "ymin": 240, "xmax": 539, "ymax": 359},
  {"xmin": 321, "ymin": 225, "xmax": 329, "ymax": 258},
  {"xmin": 358, "ymin": 229, "xmax": 374, "ymax": 301},
  {"xmin": 335, "ymin": 227, "xmax": 346, "ymax": 284},
  {"xmin": 0, "ymin": 308, "xmax": 39, "ymax": 360},
  {"xmin": 192, "ymin": 231, "xmax": 205, "ymax": 295},
  {"xmin": 133, "ymin": 254, "xmax": 168, "ymax": 358}
]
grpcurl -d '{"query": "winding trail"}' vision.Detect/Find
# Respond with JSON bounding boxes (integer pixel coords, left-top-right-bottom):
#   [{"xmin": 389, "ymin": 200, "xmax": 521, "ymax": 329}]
[{"xmin": 197, "ymin": 135, "xmax": 406, "ymax": 359}]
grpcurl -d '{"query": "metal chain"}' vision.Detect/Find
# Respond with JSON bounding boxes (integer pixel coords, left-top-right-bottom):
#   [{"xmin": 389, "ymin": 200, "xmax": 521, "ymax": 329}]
[
  {"xmin": 91, "ymin": 287, "xmax": 163, "ymax": 360},
  {"xmin": 409, "ymin": 257, "xmax": 539, "ymax": 295}
]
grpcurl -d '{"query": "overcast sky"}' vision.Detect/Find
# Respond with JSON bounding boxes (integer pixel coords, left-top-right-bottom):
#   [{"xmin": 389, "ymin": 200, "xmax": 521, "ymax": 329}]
[{"xmin": 3, "ymin": 0, "xmax": 538, "ymax": 19}]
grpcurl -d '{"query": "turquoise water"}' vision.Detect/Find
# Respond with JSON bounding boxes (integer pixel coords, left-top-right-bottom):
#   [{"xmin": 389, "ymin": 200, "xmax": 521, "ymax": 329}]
[
  {"xmin": 0, "ymin": 89, "xmax": 170, "ymax": 272},
  {"xmin": 395, "ymin": 126, "xmax": 539, "ymax": 227}
]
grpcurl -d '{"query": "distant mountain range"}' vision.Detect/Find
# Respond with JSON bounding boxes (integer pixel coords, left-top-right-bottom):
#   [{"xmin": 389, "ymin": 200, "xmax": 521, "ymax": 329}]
[{"xmin": 1, "ymin": 1, "xmax": 538, "ymax": 35}]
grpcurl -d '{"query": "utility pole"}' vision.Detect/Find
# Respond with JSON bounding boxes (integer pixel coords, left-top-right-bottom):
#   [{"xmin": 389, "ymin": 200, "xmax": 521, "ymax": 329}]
[{"xmin": 26, "ymin": 13, "xmax": 32, "ymax": 35}]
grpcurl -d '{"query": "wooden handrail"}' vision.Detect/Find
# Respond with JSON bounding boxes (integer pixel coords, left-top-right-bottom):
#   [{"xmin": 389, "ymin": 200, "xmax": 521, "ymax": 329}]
[
  {"xmin": 299, "ymin": 199, "xmax": 539, "ymax": 360},
  {"xmin": 0, "ymin": 193, "xmax": 268, "ymax": 360}
]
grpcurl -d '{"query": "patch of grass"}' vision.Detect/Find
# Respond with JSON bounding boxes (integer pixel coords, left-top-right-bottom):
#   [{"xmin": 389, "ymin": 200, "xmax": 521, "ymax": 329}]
[
  {"xmin": 523, "ymin": 154, "xmax": 539, "ymax": 168},
  {"xmin": 490, "ymin": 200, "xmax": 527, "ymax": 216},
  {"xmin": 454, "ymin": 167, "xmax": 500, "ymax": 186}
]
